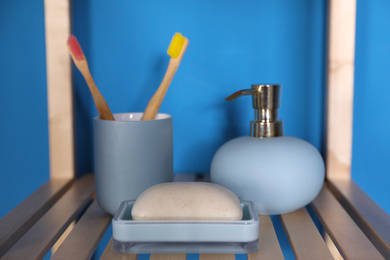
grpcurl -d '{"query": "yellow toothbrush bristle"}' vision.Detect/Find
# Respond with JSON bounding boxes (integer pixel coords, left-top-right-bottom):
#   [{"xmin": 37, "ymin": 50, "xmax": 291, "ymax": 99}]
[{"xmin": 167, "ymin": 33, "xmax": 186, "ymax": 59}]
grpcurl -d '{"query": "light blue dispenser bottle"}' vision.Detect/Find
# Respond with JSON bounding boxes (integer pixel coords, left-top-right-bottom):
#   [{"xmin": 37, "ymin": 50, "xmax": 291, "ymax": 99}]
[{"xmin": 210, "ymin": 84, "xmax": 325, "ymax": 215}]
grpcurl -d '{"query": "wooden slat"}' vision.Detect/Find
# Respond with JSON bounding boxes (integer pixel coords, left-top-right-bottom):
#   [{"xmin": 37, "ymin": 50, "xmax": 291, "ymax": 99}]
[
  {"xmin": 174, "ymin": 173, "xmax": 210, "ymax": 182},
  {"xmin": 52, "ymin": 220, "xmax": 75, "ymax": 254},
  {"xmin": 44, "ymin": 0, "xmax": 75, "ymax": 178},
  {"xmin": 150, "ymin": 253, "xmax": 187, "ymax": 260},
  {"xmin": 327, "ymin": 179, "xmax": 390, "ymax": 258},
  {"xmin": 0, "ymin": 178, "xmax": 72, "ymax": 257},
  {"xmin": 247, "ymin": 215, "xmax": 284, "ymax": 260},
  {"xmin": 311, "ymin": 185, "xmax": 385, "ymax": 259},
  {"xmin": 324, "ymin": 232, "xmax": 343, "ymax": 260},
  {"xmin": 100, "ymin": 238, "xmax": 137, "ymax": 260},
  {"xmin": 326, "ymin": 0, "xmax": 356, "ymax": 179},
  {"xmin": 173, "ymin": 173, "xmax": 197, "ymax": 182},
  {"xmin": 280, "ymin": 208, "xmax": 333, "ymax": 260},
  {"xmin": 51, "ymin": 200, "xmax": 111, "ymax": 260},
  {"xmin": 2, "ymin": 174, "xmax": 95, "ymax": 260},
  {"xmin": 199, "ymin": 254, "xmax": 235, "ymax": 260}
]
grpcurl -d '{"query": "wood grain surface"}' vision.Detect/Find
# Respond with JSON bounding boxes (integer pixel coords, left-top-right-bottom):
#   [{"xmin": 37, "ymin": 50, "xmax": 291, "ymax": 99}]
[
  {"xmin": 51, "ymin": 200, "xmax": 112, "ymax": 260},
  {"xmin": 44, "ymin": 0, "xmax": 75, "ymax": 179},
  {"xmin": 327, "ymin": 179, "xmax": 390, "ymax": 259},
  {"xmin": 326, "ymin": 0, "xmax": 356, "ymax": 180},
  {"xmin": 280, "ymin": 208, "xmax": 333, "ymax": 260},
  {"xmin": 0, "ymin": 178, "xmax": 72, "ymax": 257},
  {"xmin": 2, "ymin": 175, "xmax": 95, "ymax": 260},
  {"xmin": 311, "ymin": 185, "xmax": 385, "ymax": 259},
  {"xmin": 100, "ymin": 238, "xmax": 138, "ymax": 260},
  {"xmin": 248, "ymin": 215, "xmax": 284, "ymax": 260}
]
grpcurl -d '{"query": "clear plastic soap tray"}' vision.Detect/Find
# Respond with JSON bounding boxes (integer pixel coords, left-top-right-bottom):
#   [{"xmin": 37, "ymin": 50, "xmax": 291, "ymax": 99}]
[{"xmin": 112, "ymin": 200, "xmax": 259, "ymax": 254}]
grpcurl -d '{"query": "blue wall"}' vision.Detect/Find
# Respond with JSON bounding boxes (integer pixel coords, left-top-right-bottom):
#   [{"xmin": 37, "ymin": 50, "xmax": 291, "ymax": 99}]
[
  {"xmin": 0, "ymin": 1, "xmax": 389, "ymax": 256},
  {"xmin": 71, "ymin": 0, "xmax": 326, "ymax": 176},
  {"xmin": 352, "ymin": 0, "xmax": 390, "ymax": 216},
  {"xmin": 0, "ymin": 1, "xmax": 49, "ymax": 217}
]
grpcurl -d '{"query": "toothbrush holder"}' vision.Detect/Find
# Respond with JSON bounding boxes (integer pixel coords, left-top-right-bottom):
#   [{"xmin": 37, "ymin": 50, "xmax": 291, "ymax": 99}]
[{"xmin": 94, "ymin": 113, "xmax": 174, "ymax": 215}]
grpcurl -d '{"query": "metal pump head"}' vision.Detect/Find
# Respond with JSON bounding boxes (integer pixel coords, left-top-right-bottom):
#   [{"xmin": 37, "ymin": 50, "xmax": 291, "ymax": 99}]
[{"xmin": 226, "ymin": 84, "xmax": 284, "ymax": 138}]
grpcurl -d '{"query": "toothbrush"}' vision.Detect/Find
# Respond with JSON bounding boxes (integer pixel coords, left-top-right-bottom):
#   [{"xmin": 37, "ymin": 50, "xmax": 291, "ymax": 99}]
[
  {"xmin": 67, "ymin": 35, "xmax": 115, "ymax": 121},
  {"xmin": 141, "ymin": 33, "xmax": 189, "ymax": 121}
]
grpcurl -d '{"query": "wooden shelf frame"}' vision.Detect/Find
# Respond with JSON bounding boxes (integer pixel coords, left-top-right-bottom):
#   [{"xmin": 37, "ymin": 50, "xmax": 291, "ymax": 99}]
[{"xmin": 0, "ymin": 0, "xmax": 389, "ymax": 259}]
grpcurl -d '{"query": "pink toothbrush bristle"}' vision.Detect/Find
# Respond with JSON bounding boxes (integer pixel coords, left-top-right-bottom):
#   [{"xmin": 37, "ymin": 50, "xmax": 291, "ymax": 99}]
[{"xmin": 67, "ymin": 35, "xmax": 84, "ymax": 60}]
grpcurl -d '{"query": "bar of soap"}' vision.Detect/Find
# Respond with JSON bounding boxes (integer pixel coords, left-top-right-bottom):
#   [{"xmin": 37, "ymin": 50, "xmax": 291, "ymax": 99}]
[{"xmin": 131, "ymin": 182, "xmax": 243, "ymax": 221}]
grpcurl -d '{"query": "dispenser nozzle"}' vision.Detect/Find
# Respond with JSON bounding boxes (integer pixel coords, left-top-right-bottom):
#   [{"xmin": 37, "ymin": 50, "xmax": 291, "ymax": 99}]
[
  {"xmin": 226, "ymin": 84, "xmax": 284, "ymax": 138},
  {"xmin": 225, "ymin": 88, "xmax": 261, "ymax": 101}
]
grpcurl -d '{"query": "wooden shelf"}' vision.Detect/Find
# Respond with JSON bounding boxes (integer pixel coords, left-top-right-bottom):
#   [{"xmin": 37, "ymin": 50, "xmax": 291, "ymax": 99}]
[
  {"xmin": 2, "ymin": 0, "xmax": 387, "ymax": 259},
  {"xmin": 0, "ymin": 174, "xmax": 388, "ymax": 259}
]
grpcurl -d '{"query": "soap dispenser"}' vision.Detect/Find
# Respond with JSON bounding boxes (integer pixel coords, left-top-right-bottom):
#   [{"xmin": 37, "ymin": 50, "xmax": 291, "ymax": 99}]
[{"xmin": 210, "ymin": 84, "xmax": 325, "ymax": 215}]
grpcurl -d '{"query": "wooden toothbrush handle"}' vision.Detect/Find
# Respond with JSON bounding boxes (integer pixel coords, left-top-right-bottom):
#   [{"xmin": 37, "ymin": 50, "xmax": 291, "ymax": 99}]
[
  {"xmin": 78, "ymin": 61, "xmax": 115, "ymax": 121},
  {"xmin": 141, "ymin": 60, "xmax": 179, "ymax": 120},
  {"xmin": 142, "ymin": 38, "xmax": 188, "ymax": 121}
]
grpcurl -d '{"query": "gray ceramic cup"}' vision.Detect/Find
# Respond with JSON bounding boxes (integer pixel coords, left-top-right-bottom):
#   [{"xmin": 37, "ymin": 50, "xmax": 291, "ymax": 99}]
[{"xmin": 94, "ymin": 113, "xmax": 174, "ymax": 215}]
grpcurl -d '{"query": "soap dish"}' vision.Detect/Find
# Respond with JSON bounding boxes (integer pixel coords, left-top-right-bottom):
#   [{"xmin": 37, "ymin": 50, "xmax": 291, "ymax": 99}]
[{"xmin": 112, "ymin": 200, "xmax": 259, "ymax": 254}]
